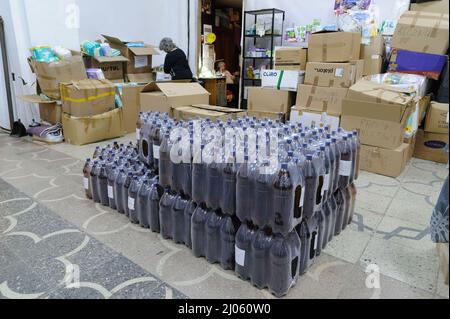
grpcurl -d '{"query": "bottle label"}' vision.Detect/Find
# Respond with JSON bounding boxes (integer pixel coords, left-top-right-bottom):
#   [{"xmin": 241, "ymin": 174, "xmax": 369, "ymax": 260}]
[
  {"xmin": 83, "ymin": 177, "xmax": 89, "ymax": 190},
  {"xmin": 321, "ymin": 174, "xmax": 330, "ymax": 196},
  {"xmin": 299, "ymin": 186, "xmax": 306, "ymax": 208},
  {"xmin": 235, "ymin": 246, "xmax": 246, "ymax": 266},
  {"xmin": 108, "ymin": 186, "xmax": 114, "ymax": 199},
  {"xmin": 128, "ymin": 197, "xmax": 135, "ymax": 210},
  {"xmin": 339, "ymin": 160, "xmax": 352, "ymax": 177},
  {"xmin": 313, "ymin": 234, "xmax": 318, "ymax": 250},
  {"xmin": 153, "ymin": 145, "xmax": 160, "ymax": 159},
  {"xmin": 136, "ymin": 128, "xmax": 141, "ymax": 141}
]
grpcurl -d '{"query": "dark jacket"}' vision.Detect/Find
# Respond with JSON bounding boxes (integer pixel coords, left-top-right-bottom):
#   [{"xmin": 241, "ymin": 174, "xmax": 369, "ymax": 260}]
[{"xmin": 163, "ymin": 48, "xmax": 193, "ymax": 80}]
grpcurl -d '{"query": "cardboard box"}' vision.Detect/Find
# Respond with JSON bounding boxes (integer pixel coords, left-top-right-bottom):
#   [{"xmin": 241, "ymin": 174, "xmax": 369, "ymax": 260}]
[
  {"xmin": 247, "ymin": 87, "xmax": 295, "ymax": 113},
  {"xmin": 188, "ymin": 104, "xmax": 246, "ymax": 119},
  {"xmin": 351, "ymin": 59, "xmax": 365, "ymax": 83},
  {"xmin": 261, "ymin": 70, "xmax": 302, "ymax": 91},
  {"xmin": 392, "ymin": 11, "xmax": 449, "ymax": 55},
  {"xmin": 83, "ymin": 55, "xmax": 129, "ymax": 82},
  {"xmin": 119, "ymin": 84, "xmax": 146, "ymax": 134},
  {"xmin": 308, "ymin": 32, "xmax": 361, "ymax": 63},
  {"xmin": 62, "ymin": 108, "xmax": 124, "ymax": 146},
  {"xmin": 362, "ymin": 54, "xmax": 383, "ymax": 76},
  {"xmin": 360, "ymin": 36, "xmax": 385, "ymax": 76},
  {"xmin": 362, "ymin": 36, "xmax": 385, "ymax": 57},
  {"xmin": 246, "ymin": 110, "xmax": 287, "ymax": 122},
  {"xmin": 102, "ymin": 35, "xmax": 159, "ymax": 80},
  {"xmin": 140, "ymin": 82, "xmax": 210, "ymax": 115},
  {"xmin": 414, "ymin": 129, "xmax": 449, "ymax": 163},
  {"xmin": 290, "ymin": 107, "xmax": 341, "ymax": 131},
  {"xmin": 296, "ymin": 84, "xmax": 348, "ymax": 116},
  {"xmin": 275, "ymin": 47, "xmax": 308, "ymax": 71},
  {"xmin": 28, "ymin": 52, "xmax": 87, "ymax": 100},
  {"xmin": 360, "ymin": 143, "xmax": 410, "ymax": 177},
  {"xmin": 404, "ymin": 133, "xmax": 417, "ymax": 162},
  {"xmin": 389, "ymin": 49, "xmax": 447, "ymax": 80},
  {"xmin": 19, "ymin": 95, "xmax": 62, "ymax": 125},
  {"xmin": 418, "ymin": 95, "xmax": 431, "ymax": 126},
  {"xmin": 305, "ymin": 62, "xmax": 356, "ymax": 88},
  {"xmin": 60, "ymin": 79, "xmax": 117, "ymax": 117},
  {"xmin": 411, "ymin": 0, "xmax": 449, "ymax": 14},
  {"xmin": 425, "ymin": 102, "xmax": 449, "ymax": 134}
]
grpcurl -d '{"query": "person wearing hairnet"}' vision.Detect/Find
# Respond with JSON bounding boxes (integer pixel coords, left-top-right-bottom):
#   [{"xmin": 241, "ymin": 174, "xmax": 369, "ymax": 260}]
[{"xmin": 159, "ymin": 37, "xmax": 193, "ymax": 80}]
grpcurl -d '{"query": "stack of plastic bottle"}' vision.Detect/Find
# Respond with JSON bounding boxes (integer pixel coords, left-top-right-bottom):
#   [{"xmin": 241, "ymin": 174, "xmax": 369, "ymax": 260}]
[{"xmin": 83, "ymin": 111, "xmax": 360, "ymax": 298}]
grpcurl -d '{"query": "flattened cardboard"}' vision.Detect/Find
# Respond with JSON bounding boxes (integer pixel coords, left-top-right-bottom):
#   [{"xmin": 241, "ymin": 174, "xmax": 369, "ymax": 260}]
[
  {"xmin": 275, "ymin": 47, "xmax": 308, "ymax": 71},
  {"xmin": 290, "ymin": 107, "xmax": 341, "ymax": 131},
  {"xmin": 414, "ymin": 129, "xmax": 449, "ymax": 163},
  {"xmin": 360, "ymin": 143, "xmax": 410, "ymax": 177},
  {"xmin": 296, "ymin": 84, "xmax": 348, "ymax": 116},
  {"xmin": 392, "ymin": 11, "xmax": 449, "ymax": 55},
  {"xmin": 308, "ymin": 32, "xmax": 361, "ymax": 62},
  {"xmin": 120, "ymin": 85, "xmax": 146, "ymax": 133},
  {"xmin": 18, "ymin": 95, "xmax": 61, "ymax": 124},
  {"xmin": 60, "ymin": 79, "xmax": 116, "ymax": 117},
  {"xmin": 140, "ymin": 82, "xmax": 210, "ymax": 115},
  {"xmin": 424, "ymin": 102, "xmax": 449, "ymax": 134},
  {"xmin": 173, "ymin": 106, "xmax": 229, "ymax": 121},
  {"xmin": 305, "ymin": 62, "xmax": 355, "ymax": 88},
  {"xmin": 247, "ymin": 87, "xmax": 295, "ymax": 113},
  {"xmin": 29, "ymin": 52, "xmax": 87, "ymax": 100},
  {"xmin": 62, "ymin": 108, "xmax": 124, "ymax": 146},
  {"xmin": 189, "ymin": 104, "xmax": 246, "ymax": 119}
]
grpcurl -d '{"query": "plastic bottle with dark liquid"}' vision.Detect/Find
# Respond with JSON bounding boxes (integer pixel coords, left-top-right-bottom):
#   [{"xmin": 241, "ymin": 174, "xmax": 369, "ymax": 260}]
[
  {"xmin": 122, "ymin": 172, "xmax": 134, "ymax": 217},
  {"xmin": 328, "ymin": 192, "xmax": 338, "ymax": 242},
  {"xmin": 192, "ymin": 145, "xmax": 207, "ymax": 205},
  {"xmin": 137, "ymin": 180, "xmax": 151, "ymax": 228},
  {"xmin": 83, "ymin": 158, "xmax": 93, "ymax": 200},
  {"xmin": 314, "ymin": 204, "xmax": 327, "ymax": 257},
  {"xmin": 184, "ymin": 200, "xmax": 197, "ymax": 248},
  {"xmin": 250, "ymin": 229, "xmax": 272, "ymax": 289},
  {"xmin": 151, "ymin": 124, "xmax": 162, "ymax": 172},
  {"xmin": 206, "ymin": 159, "xmax": 222, "ymax": 211},
  {"xmin": 272, "ymin": 161, "xmax": 296, "ymax": 235},
  {"xmin": 338, "ymin": 136, "xmax": 353, "ymax": 190},
  {"xmin": 236, "ymin": 154, "xmax": 252, "ymax": 223},
  {"xmin": 159, "ymin": 190, "xmax": 176, "ymax": 240},
  {"xmin": 255, "ymin": 160, "xmax": 274, "ymax": 228},
  {"xmin": 139, "ymin": 120, "xmax": 154, "ymax": 167},
  {"xmin": 170, "ymin": 137, "xmax": 184, "ymax": 194},
  {"xmin": 352, "ymin": 131, "xmax": 361, "ymax": 181},
  {"xmin": 106, "ymin": 165, "xmax": 119, "ymax": 210},
  {"xmin": 319, "ymin": 145, "xmax": 332, "ymax": 202},
  {"xmin": 148, "ymin": 181, "xmax": 163, "ymax": 233},
  {"xmin": 97, "ymin": 164, "xmax": 109, "ymax": 206},
  {"xmin": 191, "ymin": 205, "xmax": 209, "ymax": 258},
  {"xmin": 90, "ymin": 161, "xmax": 101, "ymax": 203},
  {"xmin": 181, "ymin": 139, "xmax": 194, "ymax": 198},
  {"xmin": 321, "ymin": 199, "xmax": 333, "ymax": 249},
  {"xmin": 114, "ymin": 169, "xmax": 127, "ymax": 214},
  {"xmin": 330, "ymin": 137, "xmax": 340, "ymax": 193},
  {"xmin": 221, "ymin": 152, "xmax": 237, "ymax": 216},
  {"xmin": 297, "ymin": 217, "xmax": 319, "ymax": 275},
  {"xmin": 334, "ymin": 187, "xmax": 347, "ymax": 236},
  {"xmin": 235, "ymin": 223, "xmax": 255, "ymax": 281},
  {"xmin": 340, "ymin": 186, "xmax": 352, "ymax": 231},
  {"xmin": 172, "ymin": 195, "xmax": 189, "ymax": 245},
  {"xmin": 128, "ymin": 176, "xmax": 143, "ymax": 224},
  {"xmin": 205, "ymin": 210, "xmax": 222, "ymax": 264},
  {"xmin": 269, "ymin": 231, "xmax": 301, "ymax": 297},
  {"xmin": 159, "ymin": 132, "xmax": 172, "ymax": 189},
  {"xmin": 303, "ymin": 154, "xmax": 319, "ymax": 219},
  {"xmin": 220, "ymin": 216, "xmax": 239, "ymax": 270}
]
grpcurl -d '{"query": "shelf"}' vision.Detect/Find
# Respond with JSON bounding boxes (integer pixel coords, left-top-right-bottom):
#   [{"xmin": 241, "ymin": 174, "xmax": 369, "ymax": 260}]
[
  {"xmin": 243, "ymin": 78, "xmax": 262, "ymax": 81},
  {"xmin": 244, "ymin": 34, "xmax": 283, "ymax": 38},
  {"xmin": 243, "ymin": 56, "xmax": 273, "ymax": 60},
  {"xmin": 245, "ymin": 8, "xmax": 285, "ymax": 16}
]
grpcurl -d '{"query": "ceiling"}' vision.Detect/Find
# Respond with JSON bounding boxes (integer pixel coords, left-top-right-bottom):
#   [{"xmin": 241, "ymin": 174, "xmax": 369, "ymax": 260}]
[{"xmin": 216, "ymin": 0, "xmax": 243, "ymax": 9}]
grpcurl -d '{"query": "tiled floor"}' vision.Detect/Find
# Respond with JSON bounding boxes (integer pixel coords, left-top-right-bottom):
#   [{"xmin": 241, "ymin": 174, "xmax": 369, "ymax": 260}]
[{"xmin": 0, "ymin": 132, "xmax": 448, "ymax": 299}]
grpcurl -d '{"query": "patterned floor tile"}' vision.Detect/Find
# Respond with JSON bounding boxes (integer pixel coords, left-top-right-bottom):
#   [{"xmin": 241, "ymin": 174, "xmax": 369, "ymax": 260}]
[
  {"xmin": 0, "ymin": 262, "xmax": 50, "ymax": 299},
  {"xmin": 355, "ymin": 189, "xmax": 393, "ymax": 215},
  {"xmin": 322, "ymin": 228, "xmax": 372, "ymax": 264},
  {"xmin": 349, "ymin": 208, "xmax": 384, "ymax": 234}
]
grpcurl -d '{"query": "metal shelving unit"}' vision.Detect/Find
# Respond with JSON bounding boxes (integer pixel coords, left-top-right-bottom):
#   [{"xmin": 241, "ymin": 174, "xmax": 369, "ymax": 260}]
[{"xmin": 240, "ymin": 8, "xmax": 285, "ymax": 109}]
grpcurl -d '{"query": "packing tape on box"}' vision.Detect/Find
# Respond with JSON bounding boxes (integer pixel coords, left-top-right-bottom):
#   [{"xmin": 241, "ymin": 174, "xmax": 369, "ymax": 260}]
[
  {"xmin": 322, "ymin": 101, "xmax": 328, "ymax": 113},
  {"xmin": 276, "ymin": 70, "xmax": 285, "ymax": 90}
]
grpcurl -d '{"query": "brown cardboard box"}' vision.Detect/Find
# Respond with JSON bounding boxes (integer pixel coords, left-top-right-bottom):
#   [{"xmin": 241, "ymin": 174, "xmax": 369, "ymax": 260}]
[
  {"xmin": 120, "ymin": 84, "xmax": 146, "ymax": 134},
  {"xmin": 360, "ymin": 143, "xmax": 410, "ymax": 177},
  {"xmin": 414, "ymin": 129, "xmax": 449, "ymax": 163},
  {"xmin": 247, "ymin": 87, "xmax": 295, "ymax": 113},
  {"xmin": 296, "ymin": 84, "xmax": 348, "ymax": 116},
  {"xmin": 418, "ymin": 95, "xmax": 431, "ymax": 125},
  {"xmin": 360, "ymin": 37, "xmax": 385, "ymax": 76},
  {"xmin": 246, "ymin": 110, "xmax": 287, "ymax": 122},
  {"xmin": 28, "ymin": 52, "xmax": 87, "ymax": 100},
  {"xmin": 404, "ymin": 133, "xmax": 417, "ymax": 162},
  {"xmin": 83, "ymin": 55, "xmax": 129, "ymax": 82},
  {"xmin": 341, "ymin": 97, "xmax": 412, "ymax": 150},
  {"xmin": 275, "ymin": 47, "xmax": 308, "ymax": 71},
  {"xmin": 173, "ymin": 106, "xmax": 229, "ymax": 121},
  {"xmin": 60, "ymin": 79, "xmax": 117, "ymax": 117},
  {"xmin": 19, "ymin": 95, "xmax": 62, "ymax": 125},
  {"xmin": 424, "ymin": 102, "xmax": 449, "ymax": 134},
  {"xmin": 305, "ymin": 62, "xmax": 356, "ymax": 88},
  {"xmin": 392, "ymin": 11, "xmax": 449, "ymax": 55},
  {"xmin": 308, "ymin": 32, "xmax": 361, "ymax": 63},
  {"xmin": 102, "ymin": 35, "xmax": 159, "ymax": 80},
  {"xmin": 351, "ymin": 59, "xmax": 365, "ymax": 82},
  {"xmin": 188, "ymin": 104, "xmax": 246, "ymax": 119},
  {"xmin": 140, "ymin": 82, "xmax": 210, "ymax": 115},
  {"xmin": 290, "ymin": 106, "xmax": 341, "ymax": 131},
  {"xmin": 62, "ymin": 108, "xmax": 124, "ymax": 146},
  {"xmin": 411, "ymin": 0, "xmax": 449, "ymax": 14}
]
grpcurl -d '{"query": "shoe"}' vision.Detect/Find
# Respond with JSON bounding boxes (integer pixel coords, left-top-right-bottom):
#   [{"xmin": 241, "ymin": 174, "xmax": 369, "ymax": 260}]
[
  {"xmin": 10, "ymin": 119, "xmax": 27, "ymax": 138},
  {"xmin": 32, "ymin": 123, "xmax": 64, "ymax": 144},
  {"xmin": 29, "ymin": 119, "xmax": 41, "ymax": 128}
]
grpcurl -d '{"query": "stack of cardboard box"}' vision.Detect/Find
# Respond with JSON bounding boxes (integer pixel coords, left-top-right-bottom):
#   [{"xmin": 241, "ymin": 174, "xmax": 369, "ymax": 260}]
[
  {"xmin": 246, "ymin": 86, "xmax": 296, "ymax": 122},
  {"xmin": 414, "ymin": 102, "xmax": 449, "ymax": 164},
  {"xmin": 291, "ymin": 31, "xmax": 364, "ymax": 130},
  {"xmin": 60, "ymin": 79, "xmax": 125, "ymax": 145},
  {"xmin": 389, "ymin": 11, "xmax": 449, "ymax": 81},
  {"xmin": 341, "ymin": 79, "xmax": 417, "ymax": 177},
  {"xmin": 274, "ymin": 47, "xmax": 308, "ymax": 71},
  {"xmin": 360, "ymin": 35, "xmax": 386, "ymax": 76}
]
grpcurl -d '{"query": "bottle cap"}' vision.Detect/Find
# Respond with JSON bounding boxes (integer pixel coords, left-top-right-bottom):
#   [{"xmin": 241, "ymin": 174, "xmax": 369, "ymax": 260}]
[
  {"xmin": 306, "ymin": 155, "xmax": 313, "ymax": 161},
  {"xmin": 281, "ymin": 163, "xmax": 288, "ymax": 170}
]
